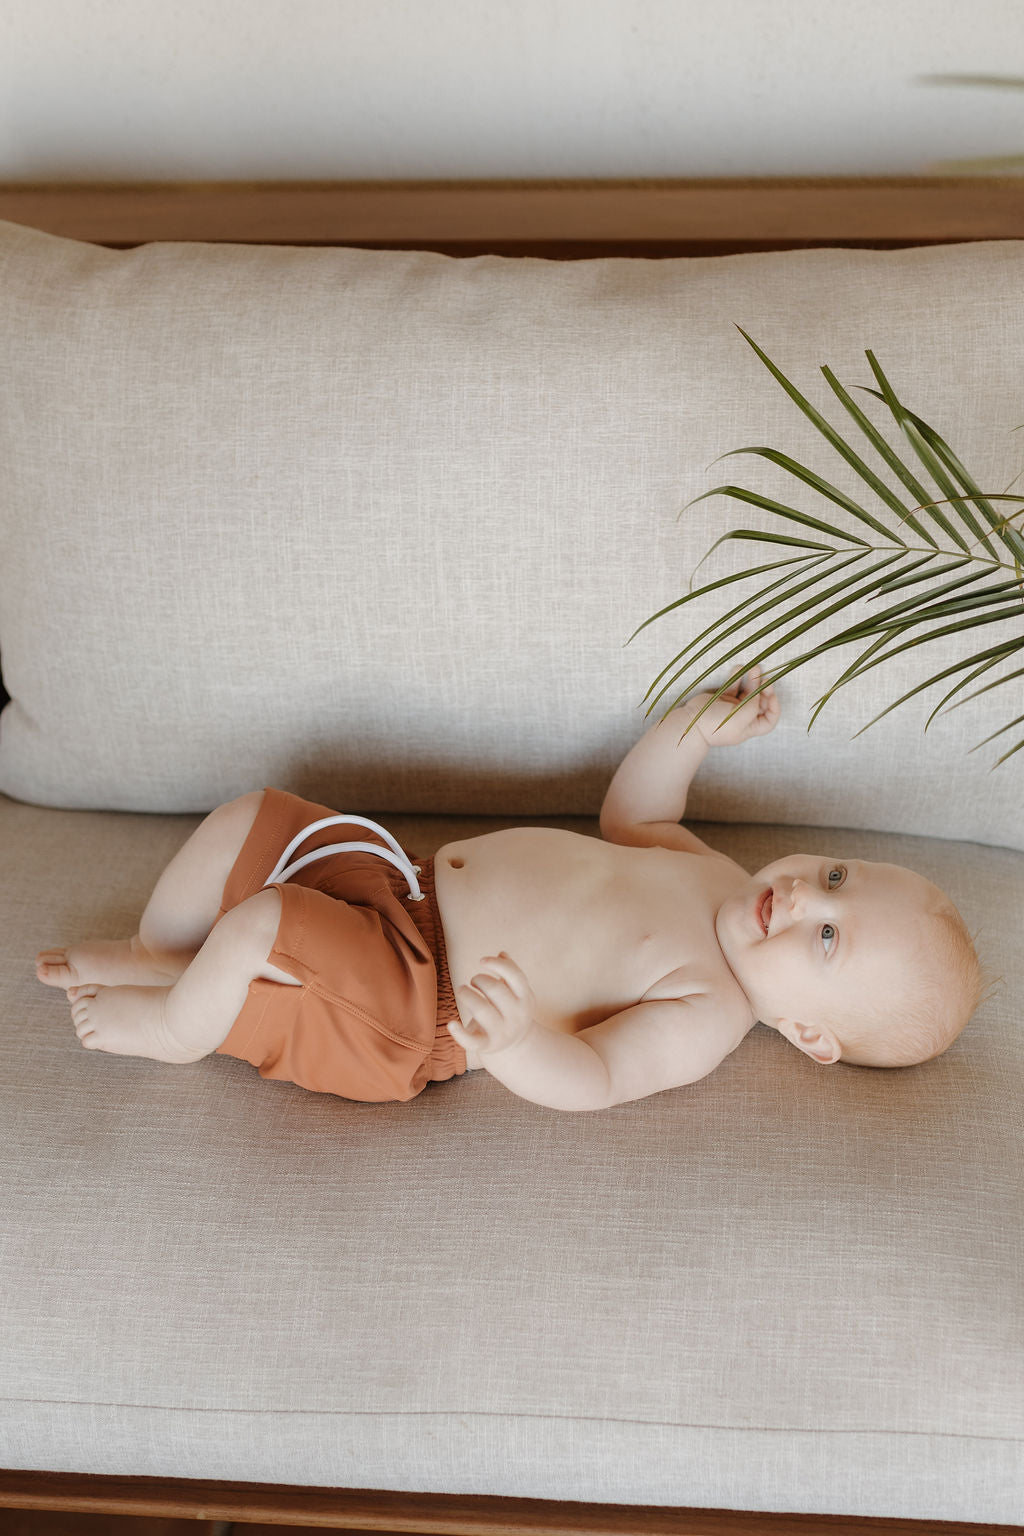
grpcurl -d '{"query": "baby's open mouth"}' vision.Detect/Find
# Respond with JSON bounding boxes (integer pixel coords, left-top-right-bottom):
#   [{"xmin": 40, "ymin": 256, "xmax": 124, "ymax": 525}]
[{"xmin": 758, "ymin": 889, "xmax": 773, "ymax": 935}]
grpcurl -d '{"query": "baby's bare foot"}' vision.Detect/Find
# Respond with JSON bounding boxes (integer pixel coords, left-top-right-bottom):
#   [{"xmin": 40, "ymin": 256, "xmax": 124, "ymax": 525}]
[
  {"xmin": 36, "ymin": 936, "xmax": 187, "ymax": 991},
  {"xmin": 69, "ymin": 985, "xmax": 210, "ymax": 1064}
]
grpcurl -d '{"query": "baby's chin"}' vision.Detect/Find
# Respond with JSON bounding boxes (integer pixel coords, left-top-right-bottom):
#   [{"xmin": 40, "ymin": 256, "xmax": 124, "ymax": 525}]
[{"xmin": 714, "ymin": 886, "xmax": 765, "ymax": 982}]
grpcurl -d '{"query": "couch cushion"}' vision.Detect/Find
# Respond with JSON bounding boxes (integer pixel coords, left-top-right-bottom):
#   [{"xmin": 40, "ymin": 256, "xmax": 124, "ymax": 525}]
[
  {"xmin": 0, "ymin": 219, "xmax": 1022, "ymax": 847},
  {"xmin": 1, "ymin": 793, "xmax": 1021, "ymax": 1523}
]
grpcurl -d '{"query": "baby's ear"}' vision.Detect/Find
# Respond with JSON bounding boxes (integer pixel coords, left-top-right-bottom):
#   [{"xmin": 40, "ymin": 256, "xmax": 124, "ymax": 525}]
[{"xmin": 782, "ymin": 1019, "xmax": 841, "ymax": 1065}]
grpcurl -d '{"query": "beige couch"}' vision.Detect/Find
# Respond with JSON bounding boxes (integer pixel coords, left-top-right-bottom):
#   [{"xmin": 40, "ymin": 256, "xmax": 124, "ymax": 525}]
[{"xmin": 0, "ymin": 189, "xmax": 1021, "ymax": 1531}]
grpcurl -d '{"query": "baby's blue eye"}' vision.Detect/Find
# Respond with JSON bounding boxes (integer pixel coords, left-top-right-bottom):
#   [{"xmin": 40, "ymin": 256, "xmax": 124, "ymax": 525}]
[
  {"xmin": 827, "ymin": 866, "xmax": 845, "ymax": 887},
  {"xmin": 822, "ymin": 923, "xmax": 837, "ymax": 954}
]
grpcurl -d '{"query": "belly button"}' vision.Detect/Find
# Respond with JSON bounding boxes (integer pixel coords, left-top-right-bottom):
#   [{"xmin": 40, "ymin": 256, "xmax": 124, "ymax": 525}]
[{"xmin": 448, "ymin": 857, "xmax": 464, "ymax": 869}]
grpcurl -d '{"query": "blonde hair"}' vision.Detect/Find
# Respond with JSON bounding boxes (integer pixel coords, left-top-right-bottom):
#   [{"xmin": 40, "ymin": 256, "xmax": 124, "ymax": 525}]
[{"xmin": 832, "ymin": 897, "xmax": 985, "ymax": 1069}]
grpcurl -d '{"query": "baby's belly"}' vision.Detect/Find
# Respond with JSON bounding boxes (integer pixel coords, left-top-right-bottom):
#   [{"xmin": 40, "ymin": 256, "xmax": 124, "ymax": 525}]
[{"xmin": 432, "ymin": 828, "xmax": 687, "ymax": 1066}]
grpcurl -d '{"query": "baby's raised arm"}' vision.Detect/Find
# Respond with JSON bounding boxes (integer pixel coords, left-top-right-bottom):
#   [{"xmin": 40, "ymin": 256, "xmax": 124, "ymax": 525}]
[{"xmin": 600, "ymin": 666, "xmax": 779, "ymax": 852}]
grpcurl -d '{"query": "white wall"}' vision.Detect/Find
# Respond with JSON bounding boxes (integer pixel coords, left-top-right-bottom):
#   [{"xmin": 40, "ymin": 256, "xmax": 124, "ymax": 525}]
[{"xmin": 1, "ymin": 0, "xmax": 1022, "ymax": 180}]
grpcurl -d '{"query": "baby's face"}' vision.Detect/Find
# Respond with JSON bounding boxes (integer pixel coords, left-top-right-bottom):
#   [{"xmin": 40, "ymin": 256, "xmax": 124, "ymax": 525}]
[{"xmin": 714, "ymin": 854, "xmax": 939, "ymax": 1061}]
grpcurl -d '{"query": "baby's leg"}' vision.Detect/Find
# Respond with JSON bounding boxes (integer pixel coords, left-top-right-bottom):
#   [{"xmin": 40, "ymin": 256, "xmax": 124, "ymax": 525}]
[
  {"xmin": 68, "ymin": 886, "xmax": 300, "ymax": 1064},
  {"xmin": 36, "ymin": 790, "xmax": 266, "ymax": 991}
]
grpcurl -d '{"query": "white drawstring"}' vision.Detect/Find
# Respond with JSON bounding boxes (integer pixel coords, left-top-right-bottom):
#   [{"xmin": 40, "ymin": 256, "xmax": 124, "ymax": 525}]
[{"xmin": 262, "ymin": 813, "xmax": 424, "ymax": 901}]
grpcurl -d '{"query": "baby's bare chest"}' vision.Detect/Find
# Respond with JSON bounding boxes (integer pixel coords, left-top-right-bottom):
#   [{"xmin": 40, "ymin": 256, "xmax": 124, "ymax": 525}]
[{"xmin": 434, "ymin": 827, "xmax": 745, "ymax": 1034}]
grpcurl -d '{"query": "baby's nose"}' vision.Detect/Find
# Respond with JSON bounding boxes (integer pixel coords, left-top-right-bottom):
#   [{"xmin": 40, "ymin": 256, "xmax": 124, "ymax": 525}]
[{"xmin": 787, "ymin": 876, "xmax": 830, "ymax": 921}]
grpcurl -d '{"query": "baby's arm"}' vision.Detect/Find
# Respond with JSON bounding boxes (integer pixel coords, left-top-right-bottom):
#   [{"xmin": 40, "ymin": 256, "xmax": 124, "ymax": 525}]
[
  {"xmin": 446, "ymin": 955, "xmax": 730, "ymax": 1111},
  {"xmin": 600, "ymin": 666, "xmax": 778, "ymax": 852}
]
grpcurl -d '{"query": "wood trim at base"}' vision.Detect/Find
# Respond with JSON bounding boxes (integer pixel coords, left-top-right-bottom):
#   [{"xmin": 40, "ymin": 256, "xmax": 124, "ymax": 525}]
[
  {"xmin": 0, "ymin": 1471, "xmax": 1020, "ymax": 1536},
  {"xmin": 0, "ymin": 177, "xmax": 1021, "ymax": 252}
]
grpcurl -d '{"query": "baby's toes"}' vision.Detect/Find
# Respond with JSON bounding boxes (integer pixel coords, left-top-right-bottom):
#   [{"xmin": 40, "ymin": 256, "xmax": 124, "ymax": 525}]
[
  {"xmin": 71, "ymin": 988, "xmax": 101, "ymax": 1047},
  {"xmin": 36, "ymin": 949, "xmax": 77, "ymax": 988}
]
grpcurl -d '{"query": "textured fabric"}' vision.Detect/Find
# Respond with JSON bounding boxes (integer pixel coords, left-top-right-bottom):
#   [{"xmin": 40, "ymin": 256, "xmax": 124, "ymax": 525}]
[
  {"xmin": 0, "ymin": 219, "xmax": 1022, "ymax": 848},
  {"xmin": 2, "ymin": 793, "xmax": 1021, "ymax": 1522},
  {"xmin": 1, "ymin": 217, "xmax": 1021, "ymax": 1523},
  {"xmin": 213, "ymin": 786, "xmax": 466, "ymax": 1098}
]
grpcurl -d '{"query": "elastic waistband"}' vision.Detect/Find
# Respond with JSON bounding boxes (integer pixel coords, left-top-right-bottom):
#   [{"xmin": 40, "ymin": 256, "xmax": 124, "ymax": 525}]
[
  {"xmin": 404, "ymin": 856, "xmax": 460, "ymax": 1040},
  {"xmin": 385, "ymin": 851, "xmax": 465, "ymax": 1081}
]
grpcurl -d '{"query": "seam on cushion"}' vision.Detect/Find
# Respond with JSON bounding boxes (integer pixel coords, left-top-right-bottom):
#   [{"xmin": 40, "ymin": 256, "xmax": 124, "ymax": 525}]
[{"xmin": 1, "ymin": 1395, "xmax": 1022, "ymax": 1442}]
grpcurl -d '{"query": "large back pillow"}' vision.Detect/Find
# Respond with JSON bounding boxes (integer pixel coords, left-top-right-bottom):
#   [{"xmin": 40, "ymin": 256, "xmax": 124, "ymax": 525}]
[{"xmin": 0, "ymin": 217, "xmax": 1021, "ymax": 848}]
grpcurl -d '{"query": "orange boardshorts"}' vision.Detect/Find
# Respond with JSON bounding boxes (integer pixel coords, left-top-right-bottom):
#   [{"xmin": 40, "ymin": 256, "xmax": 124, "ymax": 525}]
[{"xmin": 213, "ymin": 787, "xmax": 467, "ymax": 1102}]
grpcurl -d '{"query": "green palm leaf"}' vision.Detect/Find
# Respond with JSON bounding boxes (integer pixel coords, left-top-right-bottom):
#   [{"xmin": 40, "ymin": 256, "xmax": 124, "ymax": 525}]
[
  {"xmin": 814, "ymin": 641, "xmax": 1023, "ymax": 738},
  {"xmin": 818, "ymin": 364, "xmax": 939, "ymax": 544},
  {"xmin": 710, "ymin": 445, "xmax": 902, "ymax": 544},
  {"xmin": 858, "ymin": 375, "xmax": 1019, "ymax": 559},
  {"xmin": 635, "ymin": 551, "xmax": 832, "ymax": 703},
  {"xmin": 677, "ymin": 483, "xmax": 870, "ymax": 547},
  {"xmin": 645, "ymin": 550, "xmax": 911, "ymax": 720},
  {"xmin": 941, "ymin": 661, "xmax": 1024, "ymax": 718},
  {"xmin": 734, "ymin": 328, "xmax": 938, "ymax": 543},
  {"xmin": 640, "ymin": 549, "xmax": 866, "ymax": 711},
  {"xmin": 637, "ymin": 335, "xmax": 1024, "ymax": 763}
]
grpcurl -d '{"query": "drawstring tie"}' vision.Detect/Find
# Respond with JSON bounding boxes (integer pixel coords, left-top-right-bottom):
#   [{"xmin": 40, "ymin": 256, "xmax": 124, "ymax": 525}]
[{"xmin": 262, "ymin": 813, "xmax": 424, "ymax": 901}]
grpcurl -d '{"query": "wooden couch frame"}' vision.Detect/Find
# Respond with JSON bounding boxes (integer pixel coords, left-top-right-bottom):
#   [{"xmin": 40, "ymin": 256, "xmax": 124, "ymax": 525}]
[{"xmin": 0, "ymin": 176, "xmax": 1021, "ymax": 1536}]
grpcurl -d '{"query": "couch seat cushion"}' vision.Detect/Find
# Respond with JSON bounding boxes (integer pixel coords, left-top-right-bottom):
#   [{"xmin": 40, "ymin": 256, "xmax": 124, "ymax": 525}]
[{"xmin": 2, "ymin": 794, "xmax": 1021, "ymax": 1523}]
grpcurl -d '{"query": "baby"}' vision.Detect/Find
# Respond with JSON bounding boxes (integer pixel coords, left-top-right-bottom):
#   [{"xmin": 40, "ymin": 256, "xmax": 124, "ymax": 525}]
[{"xmin": 36, "ymin": 668, "xmax": 982, "ymax": 1110}]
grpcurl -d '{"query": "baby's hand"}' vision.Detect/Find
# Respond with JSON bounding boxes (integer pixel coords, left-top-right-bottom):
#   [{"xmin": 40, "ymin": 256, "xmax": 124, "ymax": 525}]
[
  {"xmin": 446, "ymin": 953, "xmax": 537, "ymax": 1057},
  {"xmin": 691, "ymin": 665, "xmax": 780, "ymax": 746}
]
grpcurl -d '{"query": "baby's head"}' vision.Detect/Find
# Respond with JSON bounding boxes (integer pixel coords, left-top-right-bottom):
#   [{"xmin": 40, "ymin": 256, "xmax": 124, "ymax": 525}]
[{"xmin": 714, "ymin": 854, "xmax": 982, "ymax": 1069}]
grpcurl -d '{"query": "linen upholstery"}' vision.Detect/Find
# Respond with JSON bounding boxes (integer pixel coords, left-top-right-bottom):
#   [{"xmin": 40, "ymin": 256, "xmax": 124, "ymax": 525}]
[
  {"xmin": 0, "ymin": 219, "xmax": 1022, "ymax": 847},
  {"xmin": 1, "ymin": 217, "xmax": 1022, "ymax": 1528},
  {"xmin": 1, "ymin": 793, "xmax": 1021, "ymax": 1523}
]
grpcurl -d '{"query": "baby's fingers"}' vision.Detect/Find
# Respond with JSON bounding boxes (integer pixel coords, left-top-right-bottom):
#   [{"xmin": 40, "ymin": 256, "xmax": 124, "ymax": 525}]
[
  {"xmin": 753, "ymin": 684, "xmax": 780, "ymax": 732},
  {"xmin": 447, "ymin": 1015, "xmax": 495, "ymax": 1056},
  {"xmin": 446, "ymin": 1015, "xmax": 477, "ymax": 1045},
  {"xmin": 475, "ymin": 953, "xmax": 528, "ymax": 998},
  {"xmin": 448, "ymin": 1002, "xmax": 494, "ymax": 1043}
]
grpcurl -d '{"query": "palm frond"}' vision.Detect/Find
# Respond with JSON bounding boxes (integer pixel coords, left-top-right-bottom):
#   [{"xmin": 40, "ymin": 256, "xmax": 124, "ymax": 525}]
[
  {"xmin": 641, "ymin": 549, "xmax": 866, "ymax": 714},
  {"xmin": 647, "ymin": 550, "xmax": 915, "ymax": 719},
  {"xmin": 858, "ymin": 360, "xmax": 1024, "ymax": 560},
  {"xmin": 636, "ymin": 336, "xmax": 1024, "ymax": 763},
  {"xmin": 850, "ymin": 641, "xmax": 1022, "ymax": 733},
  {"xmin": 710, "ymin": 444, "xmax": 903, "ymax": 543},
  {"xmin": 873, "ymin": 554, "xmax": 972, "ymax": 594},
  {"xmin": 940, "ymin": 661, "xmax": 1024, "ymax": 717},
  {"xmin": 735, "ymin": 328, "xmax": 937, "ymax": 544},
  {"xmin": 626, "ymin": 551, "xmax": 816, "ymax": 647},
  {"xmin": 678, "ymin": 482, "xmax": 870, "ymax": 546},
  {"xmin": 636, "ymin": 552, "xmax": 834, "ymax": 705}
]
